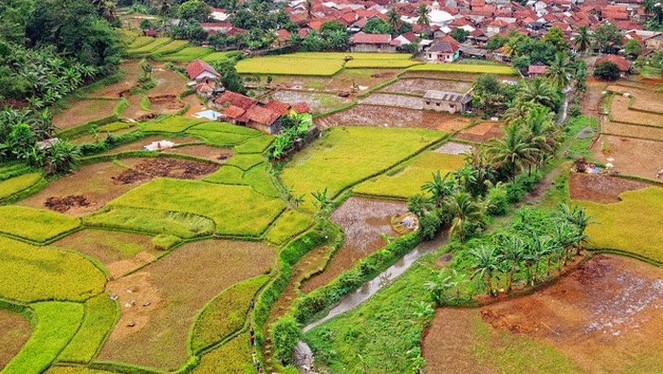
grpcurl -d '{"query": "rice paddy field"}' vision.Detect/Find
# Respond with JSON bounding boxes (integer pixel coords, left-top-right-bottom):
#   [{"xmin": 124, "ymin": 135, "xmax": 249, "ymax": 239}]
[{"xmin": 407, "ymin": 63, "xmax": 517, "ymax": 75}]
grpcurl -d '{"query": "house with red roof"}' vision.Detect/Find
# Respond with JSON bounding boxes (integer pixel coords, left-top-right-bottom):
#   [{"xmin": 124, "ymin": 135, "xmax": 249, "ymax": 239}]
[
  {"xmin": 185, "ymin": 59, "xmax": 220, "ymax": 85},
  {"xmin": 350, "ymin": 32, "xmax": 396, "ymax": 52},
  {"xmin": 528, "ymin": 64, "xmax": 548, "ymax": 77},
  {"xmin": 424, "ymin": 35, "xmax": 461, "ymax": 63},
  {"xmin": 596, "ymin": 54, "xmax": 632, "ymax": 74}
]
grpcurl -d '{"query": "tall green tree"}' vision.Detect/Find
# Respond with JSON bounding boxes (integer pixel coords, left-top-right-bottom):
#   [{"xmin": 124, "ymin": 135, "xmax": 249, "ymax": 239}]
[
  {"xmin": 546, "ymin": 52, "xmax": 575, "ymax": 89},
  {"xmin": 575, "ymin": 26, "xmax": 593, "ymax": 52}
]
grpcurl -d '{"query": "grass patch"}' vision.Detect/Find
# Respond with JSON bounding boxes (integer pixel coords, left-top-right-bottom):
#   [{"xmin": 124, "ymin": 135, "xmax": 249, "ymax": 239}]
[
  {"xmin": 156, "ymin": 47, "xmax": 214, "ymax": 62},
  {"xmin": 237, "ymin": 53, "xmax": 346, "ymax": 76},
  {"xmin": 264, "ymin": 209, "xmax": 314, "ymax": 245},
  {"xmin": 0, "ymin": 236, "xmax": 105, "ymax": 303},
  {"xmin": 192, "ymin": 333, "xmax": 254, "ymax": 373},
  {"xmin": 224, "ymin": 154, "xmax": 265, "ymax": 171},
  {"xmin": 97, "ymin": 122, "xmax": 134, "ymax": 133},
  {"xmin": 233, "ymin": 135, "xmax": 274, "ymax": 154},
  {"xmin": 202, "ymin": 51, "xmax": 235, "ymax": 63},
  {"xmin": 243, "ymin": 162, "xmax": 281, "ymax": 197},
  {"xmin": 305, "ymin": 262, "xmax": 431, "ymax": 373},
  {"xmin": 151, "ymin": 40, "xmax": 190, "ymax": 56},
  {"xmin": 83, "ymin": 206, "xmax": 215, "ymax": 238},
  {"xmin": 127, "ymin": 37, "xmax": 172, "ymax": 56},
  {"xmin": 0, "ymin": 206, "xmax": 80, "ymax": 243},
  {"xmin": 109, "ymin": 178, "xmax": 285, "ymax": 236},
  {"xmin": 407, "ymin": 63, "xmax": 517, "ymax": 75},
  {"xmin": 127, "ymin": 36, "xmax": 157, "ymax": 50},
  {"xmin": 203, "ymin": 165, "xmax": 247, "ymax": 185},
  {"xmin": 151, "ymin": 233, "xmax": 181, "ymax": 250},
  {"xmin": 354, "ymin": 152, "xmax": 464, "ymax": 199},
  {"xmin": 280, "ymin": 126, "xmax": 445, "ymax": 211},
  {"xmin": 58, "ymin": 294, "xmax": 118, "ymax": 364},
  {"xmin": 576, "ymin": 187, "xmax": 663, "ymax": 262},
  {"xmin": 3, "ymin": 302, "xmax": 84, "ymax": 374},
  {"xmin": 190, "ymin": 275, "xmax": 269, "ymax": 353},
  {"xmin": 565, "ymin": 115, "xmax": 599, "ymax": 159},
  {"xmin": 0, "ymin": 172, "xmax": 43, "ymax": 200},
  {"xmin": 139, "ymin": 116, "xmax": 205, "ymax": 133}
]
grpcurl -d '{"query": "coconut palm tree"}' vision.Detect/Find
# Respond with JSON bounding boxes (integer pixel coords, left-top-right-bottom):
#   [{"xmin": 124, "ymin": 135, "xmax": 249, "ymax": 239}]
[
  {"xmin": 387, "ymin": 8, "xmax": 401, "ymax": 32},
  {"xmin": 503, "ymin": 100, "xmax": 536, "ymax": 125},
  {"xmin": 422, "ymin": 171, "xmax": 455, "ymax": 207},
  {"xmin": 575, "ymin": 26, "xmax": 593, "ymax": 53},
  {"xmin": 485, "ymin": 123, "xmax": 540, "ymax": 178},
  {"xmin": 500, "ymin": 236, "xmax": 527, "ymax": 292},
  {"xmin": 546, "ymin": 52, "xmax": 575, "ymax": 89},
  {"xmin": 470, "ymin": 245, "xmax": 500, "ymax": 295},
  {"xmin": 522, "ymin": 106, "xmax": 558, "ymax": 166},
  {"xmin": 416, "ymin": 4, "xmax": 430, "ymax": 27},
  {"xmin": 518, "ymin": 78, "xmax": 559, "ymax": 110},
  {"xmin": 444, "ymin": 191, "xmax": 486, "ymax": 242}
]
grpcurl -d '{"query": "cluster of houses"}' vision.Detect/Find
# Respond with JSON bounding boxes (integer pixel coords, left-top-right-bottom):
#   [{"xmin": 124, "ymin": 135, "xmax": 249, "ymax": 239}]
[
  {"xmin": 194, "ymin": 0, "xmax": 663, "ymax": 66},
  {"xmin": 185, "ymin": 59, "xmax": 310, "ymax": 134}
]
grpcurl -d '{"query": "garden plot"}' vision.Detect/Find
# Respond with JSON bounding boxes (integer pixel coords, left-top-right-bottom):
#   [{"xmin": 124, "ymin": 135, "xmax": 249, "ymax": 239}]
[
  {"xmin": 279, "ymin": 126, "xmax": 444, "ymax": 211},
  {"xmin": 606, "ymin": 84, "xmax": 663, "ymax": 114},
  {"xmin": 0, "ymin": 309, "xmax": 31, "ymax": 370},
  {"xmin": 108, "ymin": 178, "xmax": 285, "ymax": 236},
  {"xmin": 97, "ymin": 239, "xmax": 275, "ymax": 370},
  {"xmin": 576, "ymin": 187, "xmax": 663, "ymax": 261},
  {"xmin": 591, "ymin": 135, "xmax": 663, "ymax": 180},
  {"xmin": 456, "ymin": 121, "xmax": 503, "ymax": 143},
  {"xmin": 315, "ymin": 104, "xmax": 472, "ymax": 131},
  {"xmin": 610, "ymin": 95, "xmax": 663, "ymax": 127},
  {"xmin": 53, "ymin": 229, "xmax": 161, "ymax": 279},
  {"xmin": 381, "ymin": 78, "xmax": 472, "ymax": 96},
  {"xmin": 270, "ymin": 69, "xmax": 400, "ymax": 92},
  {"xmin": 85, "ymin": 61, "xmax": 143, "ymax": 99},
  {"xmin": 424, "ymin": 255, "xmax": 663, "ymax": 373},
  {"xmin": 354, "ymin": 152, "xmax": 464, "ymax": 199},
  {"xmin": 302, "ymin": 197, "xmax": 407, "ymax": 293},
  {"xmin": 359, "ymin": 93, "xmax": 423, "ymax": 110},
  {"xmin": 602, "ymin": 120, "xmax": 663, "ymax": 141},
  {"xmin": 271, "ymin": 90, "xmax": 352, "ymax": 114},
  {"xmin": 20, "ymin": 157, "xmax": 215, "ymax": 215},
  {"xmin": 53, "ymin": 99, "xmax": 120, "ymax": 130},
  {"xmin": 568, "ymin": 173, "xmax": 651, "ymax": 203}
]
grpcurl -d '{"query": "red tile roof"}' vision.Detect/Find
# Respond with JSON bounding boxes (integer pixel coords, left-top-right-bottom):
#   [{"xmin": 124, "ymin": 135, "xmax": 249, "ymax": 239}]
[
  {"xmin": 428, "ymin": 35, "xmax": 461, "ymax": 53},
  {"xmin": 185, "ymin": 59, "xmax": 220, "ymax": 80},
  {"xmin": 596, "ymin": 54, "xmax": 631, "ymax": 72},
  {"xmin": 214, "ymin": 91, "xmax": 257, "ymax": 110},
  {"xmin": 246, "ymin": 106, "xmax": 281, "ymax": 126},
  {"xmin": 264, "ymin": 100, "xmax": 291, "ymax": 116},
  {"xmin": 222, "ymin": 105, "xmax": 246, "ymax": 119},
  {"xmin": 292, "ymin": 102, "xmax": 310, "ymax": 113},
  {"xmin": 528, "ymin": 64, "xmax": 548, "ymax": 75}
]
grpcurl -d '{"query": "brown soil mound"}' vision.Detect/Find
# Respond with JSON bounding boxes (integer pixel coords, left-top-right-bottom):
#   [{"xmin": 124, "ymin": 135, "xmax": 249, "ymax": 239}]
[
  {"xmin": 569, "ymin": 172, "xmax": 650, "ymax": 203},
  {"xmin": 112, "ymin": 158, "xmax": 218, "ymax": 184},
  {"xmin": 44, "ymin": 195, "xmax": 90, "ymax": 213},
  {"xmin": 371, "ymin": 71, "xmax": 395, "ymax": 79}
]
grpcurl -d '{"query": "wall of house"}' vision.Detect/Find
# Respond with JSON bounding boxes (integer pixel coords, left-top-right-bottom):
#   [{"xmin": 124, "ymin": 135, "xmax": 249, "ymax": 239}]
[
  {"xmin": 424, "ymin": 51, "xmax": 459, "ymax": 63},
  {"xmin": 351, "ymin": 44, "xmax": 397, "ymax": 53},
  {"xmin": 423, "ymin": 99, "xmax": 467, "ymax": 113},
  {"xmin": 195, "ymin": 71, "xmax": 220, "ymax": 84}
]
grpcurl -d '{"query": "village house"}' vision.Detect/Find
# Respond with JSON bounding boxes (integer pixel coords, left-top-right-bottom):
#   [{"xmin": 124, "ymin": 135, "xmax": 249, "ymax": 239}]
[
  {"xmin": 185, "ymin": 59, "xmax": 220, "ymax": 85},
  {"xmin": 424, "ymin": 36, "xmax": 461, "ymax": 63},
  {"xmin": 212, "ymin": 91, "xmax": 310, "ymax": 134},
  {"xmin": 528, "ymin": 63, "xmax": 548, "ymax": 77},
  {"xmin": 349, "ymin": 32, "xmax": 396, "ymax": 52},
  {"xmin": 423, "ymin": 90, "xmax": 472, "ymax": 114},
  {"xmin": 595, "ymin": 54, "xmax": 632, "ymax": 76}
]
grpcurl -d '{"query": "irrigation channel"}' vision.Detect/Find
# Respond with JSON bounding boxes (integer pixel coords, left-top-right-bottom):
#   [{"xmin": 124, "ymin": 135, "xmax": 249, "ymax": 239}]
[{"xmin": 292, "ymin": 233, "xmax": 449, "ymax": 372}]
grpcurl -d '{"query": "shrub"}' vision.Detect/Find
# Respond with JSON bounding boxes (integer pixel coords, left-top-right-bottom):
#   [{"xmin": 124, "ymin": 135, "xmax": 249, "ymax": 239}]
[
  {"xmin": 487, "ymin": 184, "xmax": 509, "ymax": 216},
  {"xmin": 593, "ymin": 61, "xmax": 620, "ymax": 81},
  {"xmin": 271, "ymin": 316, "xmax": 302, "ymax": 365}
]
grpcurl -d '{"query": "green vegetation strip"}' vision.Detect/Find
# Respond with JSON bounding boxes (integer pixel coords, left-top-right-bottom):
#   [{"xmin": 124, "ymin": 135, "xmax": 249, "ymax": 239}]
[
  {"xmin": 0, "ymin": 206, "xmax": 80, "ymax": 243},
  {"xmin": 3, "ymin": 302, "xmax": 84, "ymax": 374},
  {"xmin": 0, "ymin": 236, "xmax": 105, "ymax": 303},
  {"xmin": 57, "ymin": 294, "xmax": 118, "ymax": 364},
  {"xmin": 407, "ymin": 63, "xmax": 517, "ymax": 75},
  {"xmin": 190, "ymin": 275, "xmax": 269, "ymax": 353}
]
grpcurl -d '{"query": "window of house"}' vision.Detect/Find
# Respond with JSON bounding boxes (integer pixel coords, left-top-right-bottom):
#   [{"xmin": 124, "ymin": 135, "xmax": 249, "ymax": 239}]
[
  {"xmin": 436, "ymin": 103, "xmax": 440, "ymax": 106},
  {"xmin": 426, "ymin": 101, "xmax": 430, "ymax": 105}
]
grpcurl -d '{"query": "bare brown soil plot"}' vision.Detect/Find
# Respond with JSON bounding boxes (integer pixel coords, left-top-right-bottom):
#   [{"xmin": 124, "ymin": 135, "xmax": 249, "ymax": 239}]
[
  {"xmin": 302, "ymin": 197, "xmax": 407, "ymax": 293},
  {"xmin": 382, "ymin": 78, "xmax": 472, "ymax": 96},
  {"xmin": 359, "ymin": 93, "xmax": 423, "ymax": 110},
  {"xmin": 591, "ymin": 134, "xmax": 663, "ymax": 180},
  {"xmin": 150, "ymin": 67, "xmax": 187, "ymax": 97},
  {"xmin": 602, "ymin": 120, "xmax": 663, "ymax": 141},
  {"xmin": 53, "ymin": 99, "xmax": 119, "ymax": 130},
  {"xmin": 400, "ymin": 71, "xmax": 515, "ymax": 82},
  {"xmin": 111, "ymin": 158, "xmax": 218, "ymax": 184},
  {"xmin": 53, "ymin": 229, "xmax": 159, "ymax": 279},
  {"xmin": 456, "ymin": 121, "xmax": 503, "ymax": 143},
  {"xmin": 164, "ymin": 145, "xmax": 232, "ymax": 162},
  {"xmin": 181, "ymin": 94, "xmax": 207, "ymax": 117},
  {"xmin": 86, "ymin": 61, "xmax": 143, "ymax": 98},
  {"xmin": 98, "ymin": 239, "xmax": 275, "ymax": 370},
  {"xmin": 581, "ymin": 78, "xmax": 608, "ymax": 115},
  {"xmin": 19, "ymin": 161, "xmax": 142, "ymax": 215},
  {"xmin": 568, "ymin": 172, "xmax": 651, "ymax": 203},
  {"xmin": 0, "ymin": 309, "xmax": 31, "ymax": 370},
  {"xmin": 271, "ymin": 90, "xmax": 352, "ymax": 114},
  {"xmin": 121, "ymin": 95, "xmax": 151, "ymax": 120},
  {"xmin": 315, "ymin": 104, "xmax": 471, "ymax": 131},
  {"xmin": 424, "ymin": 255, "xmax": 663, "ymax": 373},
  {"xmin": 148, "ymin": 95, "xmax": 184, "ymax": 115},
  {"xmin": 270, "ymin": 69, "xmax": 400, "ymax": 92},
  {"xmin": 611, "ymin": 95, "xmax": 663, "ymax": 127},
  {"xmin": 480, "ymin": 255, "xmax": 663, "ymax": 373},
  {"xmin": 102, "ymin": 136, "xmax": 201, "ymax": 154}
]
